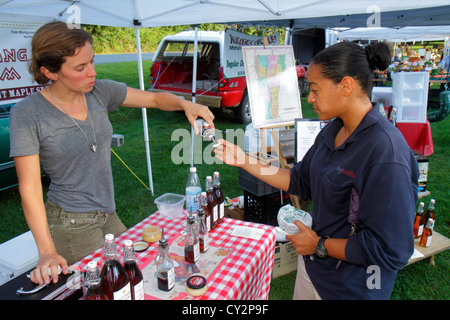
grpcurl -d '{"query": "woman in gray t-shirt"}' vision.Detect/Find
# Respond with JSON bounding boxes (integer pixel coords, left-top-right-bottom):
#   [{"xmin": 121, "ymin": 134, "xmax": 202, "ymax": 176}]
[{"xmin": 9, "ymin": 21, "xmax": 214, "ymax": 286}]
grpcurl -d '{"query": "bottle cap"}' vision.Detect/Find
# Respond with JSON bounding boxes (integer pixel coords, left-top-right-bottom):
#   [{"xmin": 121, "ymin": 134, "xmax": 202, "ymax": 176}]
[
  {"xmin": 87, "ymin": 261, "xmax": 98, "ymax": 269},
  {"xmin": 124, "ymin": 240, "xmax": 133, "ymax": 247},
  {"xmin": 105, "ymin": 233, "xmax": 114, "ymax": 241},
  {"xmin": 187, "ymin": 210, "xmax": 195, "ymax": 224},
  {"xmin": 190, "ymin": 167, "xmax": 197, "ymax": 173}
]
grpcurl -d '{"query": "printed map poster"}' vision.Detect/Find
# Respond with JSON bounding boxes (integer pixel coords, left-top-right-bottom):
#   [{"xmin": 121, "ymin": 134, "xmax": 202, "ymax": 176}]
[
  {"xmin": 0, "ymin": 20, "xmax": 45, "ymax": 107},
  {"xmin": 242, "ymin": 46, "xmax": 302, "ymax": 129}
]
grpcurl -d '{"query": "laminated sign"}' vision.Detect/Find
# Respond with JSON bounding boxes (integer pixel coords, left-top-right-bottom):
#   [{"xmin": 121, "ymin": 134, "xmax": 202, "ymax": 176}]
[
  {"xmin": 0, "ymin": 21, "xmax": 45, "ymax": 106},
  {"xmin": 223, "ymin": 29, "xmax": 280, "ymax": 79}
]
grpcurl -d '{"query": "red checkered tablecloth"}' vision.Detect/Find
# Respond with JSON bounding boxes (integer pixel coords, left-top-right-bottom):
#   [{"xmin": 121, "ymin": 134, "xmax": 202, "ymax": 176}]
[{"xmin": 72, "ymin": 213, "xmax": 276, "ymax": 300}]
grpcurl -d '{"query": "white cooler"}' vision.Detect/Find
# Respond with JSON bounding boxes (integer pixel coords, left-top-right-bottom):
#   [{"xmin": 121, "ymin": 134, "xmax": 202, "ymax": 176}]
[{"xmin": 0, "ymin": 231, "xmax": 38, "ymax": 286}]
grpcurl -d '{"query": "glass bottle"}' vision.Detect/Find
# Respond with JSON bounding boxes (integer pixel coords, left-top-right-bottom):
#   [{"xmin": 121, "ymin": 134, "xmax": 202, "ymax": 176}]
[
  {"xmin": 185, "ymin": 212, "xmax": 200, "ymax": 263},
  {"xmin": 423, "ymin": 199, "xmax": 435, "ymax": 230},
  {"xmin": 206, "ymin": 175, "xmax": 218, "ymax": 230},
  {"xmin": 213, "ymin": 171, "xmax": 224, "ymax": 224},
  {"xmin": 201, "ymin": 192, "xmax": 211, "ymax": 232},
  {"xmin": 99, "ymin": 234, "xmax": 131, "ymax": 300},
  {"xmin": 197, "ymin": 205, "xmax": 209, "ymax": 253},
  {"xmin": 123, "ymin": 240, "xmax": 145, "ymax": 300},
  {"xmin": 420, "ymin": 218, "xmax": 434, "ymax": 247},
  {"xmin": 85, "ymin": 261, "xmax": 110, "ymax": 300},
  {"xmin": 186, "ymin": 167, "xmax": 202, "ymax": 213},
  {"xmin": 413, "ymin": 202, "xmax": 425, "ymax": 238},
  {"xmin": 156, "ymin": 228, "xmax": 175, "ymax": 291}
]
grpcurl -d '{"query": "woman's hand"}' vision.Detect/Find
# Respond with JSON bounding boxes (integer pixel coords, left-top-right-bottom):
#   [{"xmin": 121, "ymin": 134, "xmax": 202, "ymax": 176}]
[
  {"xmin": 286, "ymin": 221, "xmax": 320, "ymax": 256},
  {"xmin": 30, "ymin": 252, "xmax": 68, "ymax": 285},
  {"xmin": 181, "ymin": 100, "xmax": 215, "ymax": 135},
  {"xmin": 213, "ymin": 139, "xmax": 247, "ymax": 167}
]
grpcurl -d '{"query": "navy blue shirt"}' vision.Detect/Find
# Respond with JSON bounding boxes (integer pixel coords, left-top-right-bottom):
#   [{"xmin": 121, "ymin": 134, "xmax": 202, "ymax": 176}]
[{"xmin": 288, "ymin": 107, "xmax": 419, "ymax": 299}]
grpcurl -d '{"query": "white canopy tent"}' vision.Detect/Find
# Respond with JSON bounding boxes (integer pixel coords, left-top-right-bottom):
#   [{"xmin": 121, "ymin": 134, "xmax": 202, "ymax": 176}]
[
  {"xmin": 2, "ymin": 1, "xmax": 450, "ymax": 194},
  {"xmin": 337, "ymin": 26, "xmax": 450, "ymax": 42}
]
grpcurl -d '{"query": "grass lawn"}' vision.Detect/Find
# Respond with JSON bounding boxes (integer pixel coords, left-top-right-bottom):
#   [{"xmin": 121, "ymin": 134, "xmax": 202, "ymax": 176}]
[{"xmin": 1, "ymin": 60, "xmax": 448, "ymax": 300}]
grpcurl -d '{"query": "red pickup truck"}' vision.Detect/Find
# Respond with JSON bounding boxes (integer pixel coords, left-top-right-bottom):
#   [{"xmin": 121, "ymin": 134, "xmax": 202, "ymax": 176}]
[{"xmin": 150, "ymin": 30, "xmax": 306, "ymax": 123}]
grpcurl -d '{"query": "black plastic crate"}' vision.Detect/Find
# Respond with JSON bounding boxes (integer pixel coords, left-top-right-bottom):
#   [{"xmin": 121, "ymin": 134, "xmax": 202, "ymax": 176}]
[
  {"xmin": 244, "ymin": 190, "xmax": 290, "ymax": 226},
  {"xmin": 238, "ymin": 168, "xmax": 278, "ymax": 196}
]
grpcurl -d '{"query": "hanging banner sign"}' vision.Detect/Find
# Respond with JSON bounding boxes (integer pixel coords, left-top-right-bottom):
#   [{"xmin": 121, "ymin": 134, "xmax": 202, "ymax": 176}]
[
  {"xmin": 223, "ymin": 29, "xmax": 279, "ymax": 79},
  {"xmin": 0, "ymin": 21, "xmax": 45, "ymax": 105}
]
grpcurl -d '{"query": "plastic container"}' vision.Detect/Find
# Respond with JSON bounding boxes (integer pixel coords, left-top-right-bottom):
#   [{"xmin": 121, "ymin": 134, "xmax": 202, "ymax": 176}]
[
  {"xmin": 186, "ymin": 275, "xmax": 207, "ymax": 297},
  {"xmin": 277, "ymin": 205, "xmax": 313, "ymax": 234},
  {"xmin": 392, "ymin": 72, "xmax": 429, "ymax": 123},
  {"xmin": 142, "ymin": 225, "xmax": 161, "ymax": 243},
  {"xmin": 154, "ymin": 193, "xmax": 186, "ymax": 219}
]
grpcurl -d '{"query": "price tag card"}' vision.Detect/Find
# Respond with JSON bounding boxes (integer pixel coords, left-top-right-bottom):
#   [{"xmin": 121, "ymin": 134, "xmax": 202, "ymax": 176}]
[{"xmin": 230, "ymin": 226, "xmax": 265, "ymax": 241}]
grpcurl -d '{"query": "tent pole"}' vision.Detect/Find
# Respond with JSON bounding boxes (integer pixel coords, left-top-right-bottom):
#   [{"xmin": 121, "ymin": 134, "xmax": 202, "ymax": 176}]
[
  {"xmin": 135, "ymin": 25, "xmax": 154, "ymax": 195},
  {"xmin": 190, "ymin": 25, "xmax": 199, "ymax": 168}
]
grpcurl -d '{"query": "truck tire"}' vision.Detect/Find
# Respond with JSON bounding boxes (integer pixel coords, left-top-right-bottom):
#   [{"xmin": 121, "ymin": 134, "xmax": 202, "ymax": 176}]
[{"xmin": 234, "ymin": 92, "xmax": 252, "ymax": 124}]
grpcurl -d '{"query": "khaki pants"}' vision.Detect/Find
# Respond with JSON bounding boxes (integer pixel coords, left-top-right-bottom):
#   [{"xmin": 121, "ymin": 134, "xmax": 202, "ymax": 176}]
[
  {"xmin": 293, "ymin": 256, "xmax": 322, "ymax": 300},
  {"xmin": 46, "ymin": 200, "xmax": 127, "ymax": 266}
]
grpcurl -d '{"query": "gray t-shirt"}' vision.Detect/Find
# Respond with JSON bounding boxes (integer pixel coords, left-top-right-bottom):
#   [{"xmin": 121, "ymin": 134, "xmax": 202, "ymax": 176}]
[{"xmin": 9, "ymin": 79, "xmax": 127, "ymax": 213}]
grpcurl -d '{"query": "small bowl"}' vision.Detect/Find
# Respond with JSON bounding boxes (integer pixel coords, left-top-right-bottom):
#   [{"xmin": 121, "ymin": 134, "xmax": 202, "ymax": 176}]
[
  {"xmin": 133, "ymin": 241, "xmax": 149, "ymax": 252},
  {"xmin": 142, "ymin": 225, "xmax": 161, "ymax": 243}
]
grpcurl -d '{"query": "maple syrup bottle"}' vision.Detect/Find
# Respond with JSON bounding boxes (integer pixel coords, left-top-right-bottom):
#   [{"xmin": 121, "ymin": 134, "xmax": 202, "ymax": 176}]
[
  {"xmin": 185, "ymin": 212, "xmax": 200, "ymax": 263},
  {"xmin": 99, "ymin": 234, "xmax": 131, "ymax": 300},
  {"xmin": 201, "ymin": 192, "xmax": 211, "ymax": 232},
  {"xmin": 197, "ymin": 205, "xmax": 209, "ymax": 253},
  {"xmin": 206, "ymin": 176, "xmax": 218, "ymax": 230},
  {"xmin": 420, "ymin": 218, "xmax": 434, "ymax": 247},
  {"xmin": 423, "ymin": 199, "xmax": 435, "ymax": 229},
  {"xmin": 123, "ymin": 240, "xmax": 145, "ymax": 300},
  {"xmin": 85, "ymin": 261, "xmax": 110, "ymax": 300},
  {"xmin": 156, "ymin": 228, "xmax": 175, "ymax": 291},
  {"xmin": 213, "ymin": 171, "xmax": 224, "ymax": 224},
  {"xmin": 413, "ymin": 202, "xmax": 425, "ymax": 239}
]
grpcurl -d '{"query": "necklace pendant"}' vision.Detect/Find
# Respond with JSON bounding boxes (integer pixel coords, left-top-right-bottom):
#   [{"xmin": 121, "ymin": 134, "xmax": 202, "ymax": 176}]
[{"xmin": 90, "ymin": 144, "xmax": 97, "ymax": 153}]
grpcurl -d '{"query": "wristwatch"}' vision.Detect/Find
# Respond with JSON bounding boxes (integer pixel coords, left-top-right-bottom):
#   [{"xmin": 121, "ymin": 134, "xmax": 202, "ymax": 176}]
[{"xmin": 315, "ymin": 237, "xmax": 329, "ymax": 258}]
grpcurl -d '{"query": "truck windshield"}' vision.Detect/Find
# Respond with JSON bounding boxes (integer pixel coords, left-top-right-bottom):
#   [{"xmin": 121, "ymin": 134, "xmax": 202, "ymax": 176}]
[{"xmin": 160, "ymin": 41, "xmax": 218, "ymax": 61}]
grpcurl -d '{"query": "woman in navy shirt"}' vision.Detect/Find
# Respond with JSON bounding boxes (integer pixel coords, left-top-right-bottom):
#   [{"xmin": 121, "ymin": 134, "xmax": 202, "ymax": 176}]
[{"xmin": 215, "ymin": 42, "xmax": 419, "ymax": 299}]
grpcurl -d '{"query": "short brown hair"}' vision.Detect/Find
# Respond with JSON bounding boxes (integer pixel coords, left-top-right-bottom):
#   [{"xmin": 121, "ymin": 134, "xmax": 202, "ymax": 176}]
[{"xmin": 29, "ymin": 21, "xmax": 93, "ymax": 84}]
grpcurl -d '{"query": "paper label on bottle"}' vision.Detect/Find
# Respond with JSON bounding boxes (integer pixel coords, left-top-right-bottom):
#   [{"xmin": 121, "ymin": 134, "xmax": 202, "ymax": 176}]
[
  {"xmin": 213, "ymin": 205, "xmax": 218, "ymax": 221},
  {"xmin": 134, "ymin": 280, "xmax": 145, "ymax": 300},
  {"xmin": 219, "ymin": 202, "xmax": 224, "ymax": 219},
  {"xmin": 113, "ymin": 283, "xmax": 132, "ymax": 300},
  {"xmin": 203, "ymin": 233, "xmax": 209, "ymax": 251},
  {"xmin": 206, "ymin": 216, "xmax": 211, "ymax": 232},
  {"xmin": 167, "ymin": 267, "xmax": 175, "ymax": 290},
  {"xmin": 418, "ymin": 225, "xmax": 424, "ymax": 236},
  {"xmin": 425, "ymin": 235, "xmax": 432, "ymax": 247},
  {"xmin": 194, "ymin": 242, "xmax": 200, "ymax": 262}
]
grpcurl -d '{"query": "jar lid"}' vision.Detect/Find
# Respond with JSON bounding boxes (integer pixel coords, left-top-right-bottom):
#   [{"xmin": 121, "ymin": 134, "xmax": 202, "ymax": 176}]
[{"xmin": 186, "ymin": 275, "xmax": 207, "ymax": 290}]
